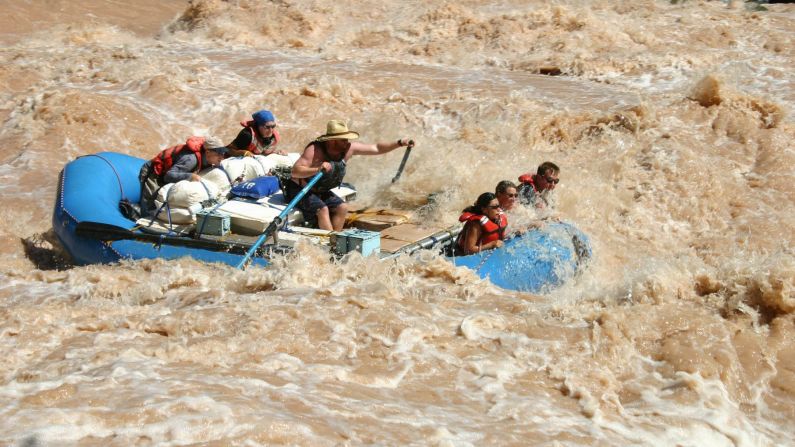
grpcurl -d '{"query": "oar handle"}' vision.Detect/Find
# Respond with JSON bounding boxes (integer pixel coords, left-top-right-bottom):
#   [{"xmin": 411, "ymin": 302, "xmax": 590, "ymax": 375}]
[
  {"xmin": 235, "ymin": 170, "xmax": 324, "ymax": 269},
  {"xmin": 75, "ymin": 221, "xmax": 251, "ymax": 252},
  {"xmin": 391, "ymin": 141, "xmax": 414, "ymax": 183}
]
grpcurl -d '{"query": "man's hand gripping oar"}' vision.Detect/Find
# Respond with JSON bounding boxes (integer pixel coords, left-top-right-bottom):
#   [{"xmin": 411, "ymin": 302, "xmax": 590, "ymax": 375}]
[
  {"xmin": 236, "ymin": 171, "xmax": 324, "ymax": 269},
  {"xmin": 391, "ymin": 139, "xmax": 415, "ymax": 183}
]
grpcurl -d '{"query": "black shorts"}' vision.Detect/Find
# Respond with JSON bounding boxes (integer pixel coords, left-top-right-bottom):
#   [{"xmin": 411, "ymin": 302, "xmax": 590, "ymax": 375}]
[{"xmin": 284, "ymin": 180, "xmax": 344, "ymax": 218}]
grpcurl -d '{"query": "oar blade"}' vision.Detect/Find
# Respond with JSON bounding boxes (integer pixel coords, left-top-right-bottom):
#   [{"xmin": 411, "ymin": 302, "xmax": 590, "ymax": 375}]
[
  {"xmin": 391, "ymin": 144, "xmax": 413, "ymax": 183},
  {"xmin": 75, "ymin": 221, "xmax": 136, "ymax": 241}
]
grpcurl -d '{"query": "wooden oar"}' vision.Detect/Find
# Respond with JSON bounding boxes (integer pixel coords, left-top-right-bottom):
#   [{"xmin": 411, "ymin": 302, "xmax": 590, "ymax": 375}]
[
  {"xmin": 235, "ymin": 171, "xmax": 324, "ymax": 269},
  {"xmin": 75, "ymin": 221, "xmax": 251, "ymax": 253},
  {"xmin": 391, "ymin": 140, "xmax": 414, "ymax": 183}
]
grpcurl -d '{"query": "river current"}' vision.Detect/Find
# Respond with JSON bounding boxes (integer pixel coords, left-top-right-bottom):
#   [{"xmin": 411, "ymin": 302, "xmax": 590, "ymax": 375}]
[{"xmin": 1, "ymin": 1, "xmax": 794, "ymax": 445}]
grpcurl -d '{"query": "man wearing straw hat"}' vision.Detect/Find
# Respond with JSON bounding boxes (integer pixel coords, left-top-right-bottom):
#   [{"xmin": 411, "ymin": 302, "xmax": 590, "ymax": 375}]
[{"xmin": 287, "ymin": 119, "xmax": 414, "ymax": 231}]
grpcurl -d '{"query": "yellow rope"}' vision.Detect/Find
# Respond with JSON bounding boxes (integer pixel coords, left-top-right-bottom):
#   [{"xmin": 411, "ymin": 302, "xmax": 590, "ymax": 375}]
[{"xmin": 345, "ymin": 209, "xmax": 413, "ymax": 224}]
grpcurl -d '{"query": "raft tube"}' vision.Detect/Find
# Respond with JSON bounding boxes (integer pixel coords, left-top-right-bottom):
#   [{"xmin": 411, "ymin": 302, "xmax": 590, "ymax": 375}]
[
  {"xmin": 451, "ymin": 222, "xmax": 591, "ymax": 293},
  {"xmin": 52, "ymin": 152, "xmax": 269, "ymax": 267},
  {"xmin": 53, "ymin": 152, "xmax": 591, "ymax": 293}
]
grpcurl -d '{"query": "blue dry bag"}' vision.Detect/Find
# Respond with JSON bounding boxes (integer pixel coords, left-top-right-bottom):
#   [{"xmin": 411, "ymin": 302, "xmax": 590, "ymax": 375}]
[{"xmin": 231, "ymin": 176, "xmax": 280, "ymax": 199}]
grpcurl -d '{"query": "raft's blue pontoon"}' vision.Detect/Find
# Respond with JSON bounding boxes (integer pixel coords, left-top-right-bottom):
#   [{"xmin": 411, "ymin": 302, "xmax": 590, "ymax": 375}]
[
  {"xmin": 52, "ymin": 152, "xmax": 269, "ymax": 267},
  {"xmin": 452, "ymin": 223, "xmax": 590, "ymax": 292}
]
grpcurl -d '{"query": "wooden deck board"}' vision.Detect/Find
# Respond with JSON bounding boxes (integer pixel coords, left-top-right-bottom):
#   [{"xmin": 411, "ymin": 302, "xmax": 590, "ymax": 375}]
[{"xmin": 183, "ymin": 207, "xmax": 458, "ymax": 256}]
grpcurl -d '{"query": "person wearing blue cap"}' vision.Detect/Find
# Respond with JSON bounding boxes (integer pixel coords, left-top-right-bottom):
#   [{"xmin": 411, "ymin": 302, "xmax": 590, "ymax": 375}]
[{"xmin": 226, "ymin": 109, "xmax": 286, "ymax": 157}]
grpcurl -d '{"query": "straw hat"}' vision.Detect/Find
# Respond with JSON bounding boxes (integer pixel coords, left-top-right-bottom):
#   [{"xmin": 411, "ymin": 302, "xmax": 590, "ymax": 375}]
[{"xmin": 315, "ymin": 120, "xmax": 360, "ymax": 142}]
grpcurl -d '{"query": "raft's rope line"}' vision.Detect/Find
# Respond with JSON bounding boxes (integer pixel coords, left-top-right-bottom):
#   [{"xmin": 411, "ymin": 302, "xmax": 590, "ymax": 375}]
[
  {"xmin": 82, "ymin": 154, "xmax": 133, "ymax": 260},
  {"xmin": 345, "ymin": 209, "xmax": 412, "ymax": 224},
  {"xmin": 253, "ymin": 156, "xmax": 269, "ymax": 176},
  {"xmin": 198, "ymin": 179, "xmax": 212, "ymax": 201},
  {"xmin": 474, "ymin": 241, "xmax": 498, "ymax": 272},
  {"xmin": 196, "ymin": 201, "xmax": 225, "ymax": 238},
  {"xmin": 85, "ymin": 154, "xmax": 125, "ymax": 200},
  {"xmin": 216, "ymin": 165, "xmax": 234, "ymax": 186},
  {"xmin": 149, "ymin": 186, "xmax": 175, "ymax": 234}
]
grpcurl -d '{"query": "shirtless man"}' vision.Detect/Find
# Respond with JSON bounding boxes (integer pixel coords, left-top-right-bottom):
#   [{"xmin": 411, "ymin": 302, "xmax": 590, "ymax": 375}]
[{"xmin": 287, "ymin": 120, "xmax": 414, "ymax": 230}]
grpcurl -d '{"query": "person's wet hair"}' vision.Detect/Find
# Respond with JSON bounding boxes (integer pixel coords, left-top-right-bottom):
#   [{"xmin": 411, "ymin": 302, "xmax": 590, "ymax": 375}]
[
  {"xmin": 536, "ymin": 161, "xmax": 560, "ymax": 176},
  {"xmin": 464, "ymin": 192, "xmax": 498, "ymax": 214},
  {"xmin": 496, "ymin": 180, "xmax": 516, "ymax": 195}
]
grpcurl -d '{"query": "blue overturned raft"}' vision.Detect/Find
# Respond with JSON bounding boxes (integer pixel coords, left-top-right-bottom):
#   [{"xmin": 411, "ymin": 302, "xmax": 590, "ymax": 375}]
[{"xmin": 53, "ymin": 152, "xmax": 591, "ymax": 292}]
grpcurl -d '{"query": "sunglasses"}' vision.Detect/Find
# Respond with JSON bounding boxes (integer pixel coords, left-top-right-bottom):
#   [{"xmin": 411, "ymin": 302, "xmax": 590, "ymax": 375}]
[
  {"xmin": 487, "ymin": 204, "xmax": 501, "ymax": 209},
  {"xmin": 544, "ymin": 176, "xmax": 560, "ymax": 184},
  {"xmin": 502, "ymin": 193, "xmax": 518, "ymax": 198},
  {"xmin": 261, "ymin": 124, "xmax": 277, "ymax": 129}
]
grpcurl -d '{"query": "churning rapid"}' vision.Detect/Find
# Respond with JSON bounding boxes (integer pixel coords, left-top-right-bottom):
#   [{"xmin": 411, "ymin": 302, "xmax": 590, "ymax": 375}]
[{"xmin": 1, "ymin": 0, "xmax": 794, "ymax": 445}]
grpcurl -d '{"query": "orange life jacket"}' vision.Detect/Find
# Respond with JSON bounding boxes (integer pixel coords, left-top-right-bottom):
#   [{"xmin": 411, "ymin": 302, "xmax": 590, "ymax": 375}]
[
  {"xmin": 518, "ymin": 173, "xmax": 538, "ymax": 192},
  {"xmin": 150, "ymin": 136, "xmax": 204, "ymax": 179},
  {"xmin": 240, "ymin": 120, "xmax": 281, "ymax": 155},
  {"xmin": 456, "ymin": 212, "xmax": 508, "ymax": 251}
]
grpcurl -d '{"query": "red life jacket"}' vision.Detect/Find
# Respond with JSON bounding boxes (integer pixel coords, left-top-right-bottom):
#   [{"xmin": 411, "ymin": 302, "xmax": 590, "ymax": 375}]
[
  {"xmin": 518, "ymin": 172, "xmax": 539, "ymax": 193},
  {"xmin": 240, "ymin": 120, "xmax": 281, "ymax": 155},
  {"xmin": 456, "ymin": 212, "xmax": 508, "ymax": 251},
  {"xmin": 150, "ymin": 136, "xmax": 204, "ymax": 178}
]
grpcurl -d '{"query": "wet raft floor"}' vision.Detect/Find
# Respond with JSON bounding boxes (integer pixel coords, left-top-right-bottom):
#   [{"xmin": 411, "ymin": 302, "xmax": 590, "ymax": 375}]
[{"xmin": 191, "ymin": 204, "xmax": 458, "ymax": 257}]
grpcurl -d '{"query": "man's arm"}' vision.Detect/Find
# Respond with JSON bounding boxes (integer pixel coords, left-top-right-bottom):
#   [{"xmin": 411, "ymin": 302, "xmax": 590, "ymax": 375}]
[
  {"xmin": 350, "ymin": 138, "xmax": 412, "ymax": 156},
  {"xmin": 291, "ymin": 145, "xmax": 331, "ymax": 178},
  {"xmin": 163, "ymin": 153, "xmax": 200, "ymax": 183},
  {"xmin": 226, "ymin": 129, "xmax": 254, "ymax": 157}
]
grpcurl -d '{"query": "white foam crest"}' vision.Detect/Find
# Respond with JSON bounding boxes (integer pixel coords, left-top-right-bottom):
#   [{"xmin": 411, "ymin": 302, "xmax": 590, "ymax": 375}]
[
  {"xmin": 419, "ymin": 107, "xmax": 460, "ymax": 139},
  {"xmin": 486, "ymin": 394, "xmax": 594, "ymax": 438},
  {"xmin": 0, "ymin": 378, "xmax": 73, "ymax": 401},
  {"xmin": 459, "ymin": 314, "xmax": 508, "ymax": 341},
  {"xmin": 388, "ymin": 327, "xmax": 427, "ymax": 357},
  {"xmin": 426, "ymin": 426, "xmax": 477, "ymax": 447},
  {"xmin": 258, "ymin": 352, "xmax": 305, "ymax": 376},
  {"xmin": 600, "ymin": 372, "xmax": 778, "ymax": 446},
  {"xmin": 135, "ymin": 395, "xmax": 242, "ymax": 444},
  {"xmin": 4, "ymin": 408, "xmax": 116, "ymax": 445},
  {"xmin": 328, "ymin": 360, "xmax": 415, "ymax": 390},
  {"xmin": 459, "ymin": 357, "xmax": 526, "ymax": 400},
  {"xmin": 2, "ymin": 372, "xmax": 320, "ymax": 444},
  {"xmin": 498, "ymin": 333, "xmax": 563, "ymax": 374}
]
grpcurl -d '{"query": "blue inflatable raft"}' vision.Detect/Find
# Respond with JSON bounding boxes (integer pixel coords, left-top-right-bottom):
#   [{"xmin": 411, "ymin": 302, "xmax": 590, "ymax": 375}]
[
  {"xmin": 452, "ymin": 223, "xmax": 591, "ymax": 292},
  {"xmin": 53, "ymin": 152, "xmax": 591, "ymax": 292}
]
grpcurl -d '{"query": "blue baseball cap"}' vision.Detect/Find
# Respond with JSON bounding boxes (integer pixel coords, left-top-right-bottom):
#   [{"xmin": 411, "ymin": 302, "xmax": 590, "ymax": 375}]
[{"xmin": 252, "ymin": 110, "xmax": 276, "ymax": 126}]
